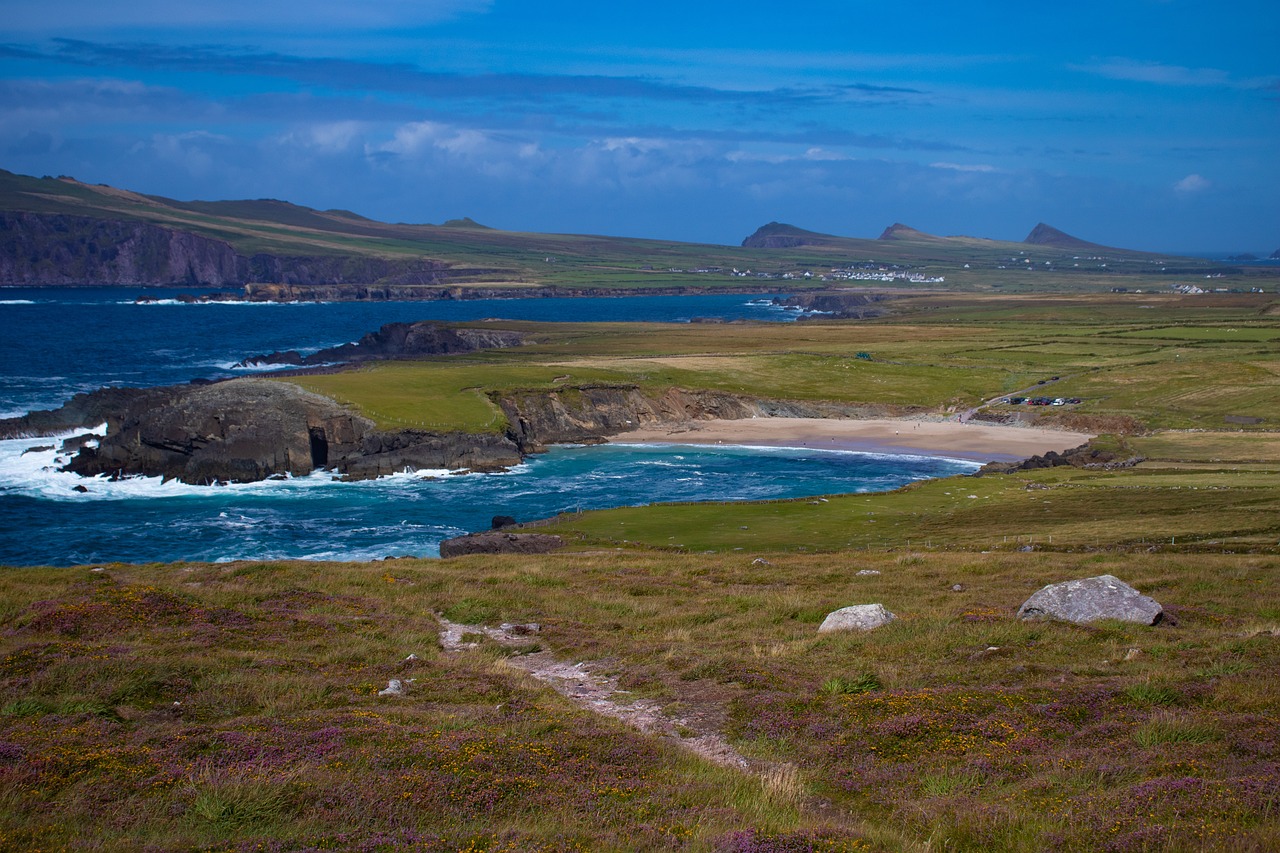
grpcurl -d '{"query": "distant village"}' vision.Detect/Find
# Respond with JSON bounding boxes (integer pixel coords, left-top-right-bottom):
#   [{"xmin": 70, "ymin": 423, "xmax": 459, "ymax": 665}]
[{"xmin": 639, "ymin": 262, "xmax": 946, "ymax": 284}]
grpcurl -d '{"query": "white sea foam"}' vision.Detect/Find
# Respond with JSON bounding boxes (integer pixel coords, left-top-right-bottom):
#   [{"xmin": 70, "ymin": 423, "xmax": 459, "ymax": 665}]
[
  {"xmin": 124, "ymin": 299, "xmax": 311, "ymax": 306},
  {"xmin": 0, "ymin": 300, "xmax": 36, "ymax": 305},
  {"xmin": 219, "ymin": 360, "xmax": 301, "ymax": 373},
  {"xmin": 0, "ymin": 427, "xmax": 533, "ymax": 502},
  {"xmin": 608, "ymin": 441, "xmax": 980, "ymax": 468}
]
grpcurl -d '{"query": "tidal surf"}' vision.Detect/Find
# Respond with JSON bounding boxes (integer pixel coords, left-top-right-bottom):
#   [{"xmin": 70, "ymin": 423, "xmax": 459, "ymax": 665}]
[{"xmin": 0, "ymin": 289, "xmax": 977, "ymax": 565}]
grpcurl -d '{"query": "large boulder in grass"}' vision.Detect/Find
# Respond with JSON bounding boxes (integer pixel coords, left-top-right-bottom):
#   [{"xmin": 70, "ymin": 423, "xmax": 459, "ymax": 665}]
[
  {"xmin": 1017, "ymin": 575, "xmax": 1163, "ymax": 625},
  {"xmin": 818, "ymin": 603, "xmax": 897, "ymax": 633}
]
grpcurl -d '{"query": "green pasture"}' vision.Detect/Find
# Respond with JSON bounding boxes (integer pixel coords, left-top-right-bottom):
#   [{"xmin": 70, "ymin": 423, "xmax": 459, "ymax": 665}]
[
  {"xmin": 540, "ymin": 452, "xmax": 1280, "ymax": 554},
  {"xmin": 278, "ymin": 291, "xmax": 1280, "ymax": 434}
]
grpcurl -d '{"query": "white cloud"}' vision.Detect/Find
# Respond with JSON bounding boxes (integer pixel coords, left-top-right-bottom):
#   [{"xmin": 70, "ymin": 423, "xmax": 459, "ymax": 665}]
[
  {"xmin": 804, "ymin": 147, "xmax": 851, "ymax": 161},
  {"xmin": 279, "ymin": 121, "xmax": 366, "ymax": 153},
  {"xmin": 930, "ymin": 162, "xmax": 998, "ymax": 173},
  {"xmin": 1173, "ymin": 174, "xmax": 1211, "ymax": 193},
  {"xmin": 1075, "ymin": 58, "xmax": 1275, "ymax": 90}
]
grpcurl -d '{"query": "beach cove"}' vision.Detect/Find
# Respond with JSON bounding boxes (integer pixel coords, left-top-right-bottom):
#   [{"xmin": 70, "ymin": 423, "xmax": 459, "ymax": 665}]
[{"xmin": 611, "ymin": 417, "xmax": 1093, "ymax": 464}]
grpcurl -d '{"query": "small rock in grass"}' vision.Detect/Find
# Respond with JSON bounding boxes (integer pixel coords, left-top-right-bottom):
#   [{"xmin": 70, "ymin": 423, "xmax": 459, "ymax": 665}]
[
  {"xmin": 818, "ymin": 604, "xmax": 897, "ymax": 633},
  {"xmin": 951, "ymin": 583, "xmax": 964, "ymax": 592},
  {"xmin": 378, "ymin": 679, "xmax": 406, "ymax": 697},
  {"xmin": 856, "ymin": 569, "xmax": 881, "ymax": 577},
  {"xmin": 1017, "ymin": 575, "xmax": 1163, "ymax": 625}
]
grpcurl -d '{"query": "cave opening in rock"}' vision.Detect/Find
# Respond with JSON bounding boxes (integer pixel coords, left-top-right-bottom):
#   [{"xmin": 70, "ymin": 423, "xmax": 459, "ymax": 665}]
[{"xmin": 308, "ymin": 427, "xmax": 329, "ymax": 468}]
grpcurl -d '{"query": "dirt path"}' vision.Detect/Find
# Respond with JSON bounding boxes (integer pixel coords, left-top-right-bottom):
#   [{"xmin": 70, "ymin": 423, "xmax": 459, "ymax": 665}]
[{"xmin": 437, "ymin": 616, "xmax": 749, "ymax": 768}]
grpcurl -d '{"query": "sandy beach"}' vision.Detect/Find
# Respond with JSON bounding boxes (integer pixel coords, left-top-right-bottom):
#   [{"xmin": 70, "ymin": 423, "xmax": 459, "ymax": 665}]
[{"xmin": 609, "ymin": 417, "xmax": 1093, "ymax": 464}]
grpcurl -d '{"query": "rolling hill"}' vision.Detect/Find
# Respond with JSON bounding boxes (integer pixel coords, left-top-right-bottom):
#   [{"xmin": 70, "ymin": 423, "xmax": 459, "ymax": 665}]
[{"xmin": 0, "ymin": 168, "xmax": 1231, "ymax": 290}]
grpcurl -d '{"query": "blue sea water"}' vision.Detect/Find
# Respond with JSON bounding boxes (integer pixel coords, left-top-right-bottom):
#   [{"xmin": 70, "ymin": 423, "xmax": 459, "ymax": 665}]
[{"xmin": 0, "ymin": 288, "xmax": 976, "ymax": 565}]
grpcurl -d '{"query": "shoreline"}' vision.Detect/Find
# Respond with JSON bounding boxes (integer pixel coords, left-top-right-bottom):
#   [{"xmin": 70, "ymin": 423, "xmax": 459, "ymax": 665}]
[{"xmin": 607, "ymin": 417, "xmax": 1094, "ymax": 464}]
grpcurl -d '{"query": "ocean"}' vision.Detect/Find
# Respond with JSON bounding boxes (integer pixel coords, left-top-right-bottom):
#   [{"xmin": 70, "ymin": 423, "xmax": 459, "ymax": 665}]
[{"xmin": 0, "ymin": 288, "xmax": 976, "ymax": 565}]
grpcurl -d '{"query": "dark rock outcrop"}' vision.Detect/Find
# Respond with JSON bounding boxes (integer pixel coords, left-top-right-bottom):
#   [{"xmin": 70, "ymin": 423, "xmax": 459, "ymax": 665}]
[
  {"xmin": 62, "ymin": 380, "xmax": 371, "ymax": 483},
  {"xmin": 974, "ymin": 443, "xmax": 1144, "ymax": 475},
  {"xmin": 438, "ymin": 531, "xmax": 565, "ymax": 558},
  {"xmin": 236, "ymin": 321, "xmax": 524, "ymax": 368},
  {"xmin": 6, "ymin": 379, "xmax": 521, "ymax": 484},
  {"xmin": 0, "ymin": 386, "xmax": 161, "ymax": 439},
  {"xmin": 335, "ymin": 430, "xmax": 521, "ymax": 481},
  {"xmin": 773, "ymin": 291, "xmax": 887, "ymax": 319}
]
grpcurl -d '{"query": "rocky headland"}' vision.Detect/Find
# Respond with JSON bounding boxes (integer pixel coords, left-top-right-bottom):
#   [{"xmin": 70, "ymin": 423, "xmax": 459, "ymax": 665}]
[
  {"xmin": 235, "ymin": 321, "xmax": 525, "ymax": 368},
  {"xmin": 0, "ymin": 211, "xmax": 500, "ymax": 287},
  {"xmin": 0, "ymin": 380, "xmax": 524, "ymax": 484},
  {"xmin": 771, "ymin": 291, "xmax": 888, "ymax": 319}
]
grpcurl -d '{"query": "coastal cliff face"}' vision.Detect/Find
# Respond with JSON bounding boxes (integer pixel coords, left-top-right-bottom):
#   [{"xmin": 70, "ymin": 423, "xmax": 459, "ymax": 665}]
[
  {"xmin": 497, "ymin": 385, "xmax": 913, "ymax": 452},
  {"xmin": 0, "ymin": 212, "xmax": 245, "ymax": 285},
  {"xmin": 0, "ymin": 212, "xmax": 490, "ymax": 286}
]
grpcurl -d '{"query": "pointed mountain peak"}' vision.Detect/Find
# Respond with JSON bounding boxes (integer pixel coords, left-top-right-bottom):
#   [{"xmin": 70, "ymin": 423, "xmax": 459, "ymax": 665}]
[
  {"xmin": 877, "ymin": 223, "xmax": 939, "ymax": 241},
  {"xmin": 1024, "ymin": 223, "xmax": 1102, "ymax": 250},
  {"xmin": 741, "ymin": 222, "xmax": 836, "ymax": 248}
]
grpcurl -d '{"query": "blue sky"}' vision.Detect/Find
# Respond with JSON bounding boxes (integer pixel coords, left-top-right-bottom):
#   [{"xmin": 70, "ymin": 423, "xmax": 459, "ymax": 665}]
[{"xmin": 3, "ymin": 1, "xmax": 1277, "ymax": 252}]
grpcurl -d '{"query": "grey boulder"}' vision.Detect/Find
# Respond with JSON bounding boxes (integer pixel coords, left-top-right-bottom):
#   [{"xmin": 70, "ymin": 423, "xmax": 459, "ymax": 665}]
[
  {"xmin": 818, "ymin": 603, "xmax": 897, "ymax": 633},
  {"xmin": 1017, "ymin": 574, "xmax": 1163, "ymax": 625}
]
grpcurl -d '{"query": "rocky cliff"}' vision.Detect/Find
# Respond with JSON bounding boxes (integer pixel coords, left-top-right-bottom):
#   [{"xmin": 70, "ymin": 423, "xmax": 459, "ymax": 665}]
[
  {"xmin": 496, "ymin": 385, "xmax": 914, "ymax": 452},
  {"xmin": 1, "ymin": 379, "xmax": 521, "ymax": 484},
  {"xmin": 0, "ymin": 211, "xmax": 496, "ymax": 286},
  {"xmin": 0, "ymin": 212, "xmax": 246, "ymax": 285},
  {"xmin": 235, "ymin": 321, "xmax": 525, "ymax": 368}
]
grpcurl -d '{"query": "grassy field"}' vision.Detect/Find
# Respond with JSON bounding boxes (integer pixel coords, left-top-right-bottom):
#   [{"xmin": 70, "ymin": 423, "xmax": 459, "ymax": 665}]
[
  {"xmin": 0, "ymin": 551, "xmax": 1275, "ymax": 850},
  {"xmin": 279, "ymin": 292, "xmax": 1280, "ymax": 434}
]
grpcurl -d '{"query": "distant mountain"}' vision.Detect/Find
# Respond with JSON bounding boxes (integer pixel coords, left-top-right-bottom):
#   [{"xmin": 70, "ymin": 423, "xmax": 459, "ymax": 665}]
[
  {"xmin": 740, "ymin": 222, "xmax": 842, "ymax": 249},
  {"xmin": 1271, "ymin": 248, "xmax": 1280, "ymax": 260},
  {"xmin": 1023, "ymin": 223, "xmax": 1111, "ymax": 252},
  {"xmin": 877, "ymin": 223, "xmax": 944, "ymax": 242},
  {"xmin": 0, "ymin": 168, "xmax": 1217, "ymax": 288}
]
